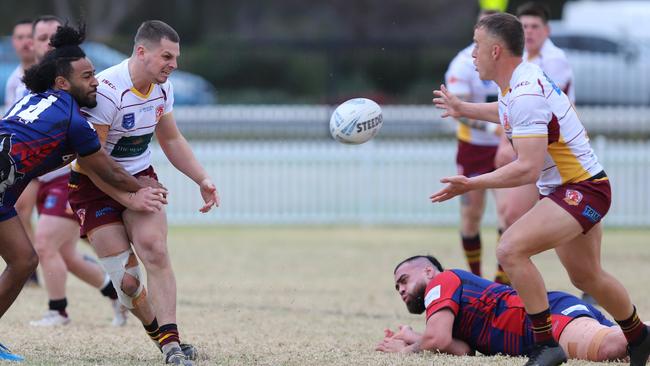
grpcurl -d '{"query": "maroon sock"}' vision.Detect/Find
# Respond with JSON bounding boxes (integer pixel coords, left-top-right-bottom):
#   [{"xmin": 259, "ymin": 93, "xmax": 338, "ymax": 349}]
[
  {"xmin": 461, "ymin": 234, "xmax": 481, "ymax": 276},
  {"xmin": 158, "ymin": 323, "xmax": 180, "ymax": 347},
  {"xmin": 616, "ymin": 306, "xmax": 648, "ymax": 346},
  {"xmin": 529, "ymin": 308, "xmax": 557, "ymax": 346}
]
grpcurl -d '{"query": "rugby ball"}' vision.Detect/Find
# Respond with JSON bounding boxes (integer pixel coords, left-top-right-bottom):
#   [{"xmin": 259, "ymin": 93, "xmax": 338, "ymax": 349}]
[{"xmin": 329, "ymin": 98, "xmax": 383, "ymax": 144}]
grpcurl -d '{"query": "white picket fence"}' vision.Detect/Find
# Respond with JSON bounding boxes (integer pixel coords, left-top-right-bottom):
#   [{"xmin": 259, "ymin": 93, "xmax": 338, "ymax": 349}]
[{"xmin": 152, "ymin": 138, "xmax": 650, "ymax": 227}]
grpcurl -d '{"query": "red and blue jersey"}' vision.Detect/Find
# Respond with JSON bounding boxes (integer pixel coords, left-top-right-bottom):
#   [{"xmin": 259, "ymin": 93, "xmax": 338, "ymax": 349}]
[
  {"xmin": 0, "ymin": 89, "xmax": 100, "ymax": 220},
  {"xmin": 424, "ymin": 270, "xmax": 612, "ymax": 356}
]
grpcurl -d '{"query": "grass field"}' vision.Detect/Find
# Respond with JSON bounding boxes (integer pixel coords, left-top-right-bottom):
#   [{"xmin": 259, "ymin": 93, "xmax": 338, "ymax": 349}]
[{"xmin": 3, "ymin": 226, "xmax": 649, "ymax": 365}]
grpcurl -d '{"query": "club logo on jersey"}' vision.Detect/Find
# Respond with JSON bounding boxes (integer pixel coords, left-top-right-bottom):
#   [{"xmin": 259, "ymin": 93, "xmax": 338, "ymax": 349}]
[
  {"xmin": 563, "ymin": 189, "xmax": 583, "ymax": 206},
  {"xmin": 0, "ymin": 134, "xmax": 25, "ymax": 204},
  {"xmin": 122, "ymin": 113, "xmax": 135, "ymax": 129},
  {"xmin": 424, "ymin": 285, "xmax": 441, "ymax": 308},
  {"xmin": 155, "ymin": 105, "xmax": 164, "ymax": 121}
]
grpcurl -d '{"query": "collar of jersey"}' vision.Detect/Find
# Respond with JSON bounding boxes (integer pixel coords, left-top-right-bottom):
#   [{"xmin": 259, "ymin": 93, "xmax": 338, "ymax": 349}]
[{"xmin": 129, "ymin": 83, "xmax": 155, "ymax": 99}]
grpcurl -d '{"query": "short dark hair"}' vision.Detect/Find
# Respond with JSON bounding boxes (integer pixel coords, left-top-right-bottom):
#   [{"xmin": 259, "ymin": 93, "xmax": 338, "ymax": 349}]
[
  {"xmin": 23, "ymin": 23, "xmax": 87, "ymax": 93},
  {"xmin": 32, "ymin": 15, "xmax": 63, "ymax": 33},
  {"xmin": 14, "ymin": 19, "xmax": 33, "ymax": 28},
  {"xmin": 134, "ymin": 20, "xmax": 180, "ymax": 48},
  {"xmin": 393, "ymin": 255, "xmax": 444, "ymax": 274},
  {"xmin": 476, "ymin": 13, "xmax": 524, "ymax": 57},
  {"xmin": 516, "ymin": 2, "xmax": 551, "ymax": 24}
]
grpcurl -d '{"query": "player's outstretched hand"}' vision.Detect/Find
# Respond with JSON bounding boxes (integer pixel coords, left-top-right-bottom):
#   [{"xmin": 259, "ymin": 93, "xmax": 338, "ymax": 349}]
[
  {"xmin": 199, "ymin": 178, "xmax": 220, "ymax": 213},
  {"xmin": 127, "ymin": 187, "xmax": 168, "ymax": 212},
  {"xmin": 433, "ymin": 84, "xmax": 463, "ymax": 118},
  {"xmin": 430, "ymin": 175, "xmax": 472, "ymax": 203},
  {"xmin": 375, "ymin": 338, "xmax": 407, "ymax": 353}
]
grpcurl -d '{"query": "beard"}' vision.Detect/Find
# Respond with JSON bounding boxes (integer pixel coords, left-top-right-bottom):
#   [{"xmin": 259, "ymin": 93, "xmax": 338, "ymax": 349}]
[
  {"xmin": 68, "ymin": 83, "xmax": 97, "ymax": 108},
  {"xmin": 405, "ymin": 281, "xmax": 427, "ymax": 314}
]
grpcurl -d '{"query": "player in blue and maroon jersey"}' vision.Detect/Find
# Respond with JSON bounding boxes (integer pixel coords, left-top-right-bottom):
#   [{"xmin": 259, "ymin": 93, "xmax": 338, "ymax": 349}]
[
  {"xmin": 0, "ymin": 23, "xmax": 166, "ymax": 361},
  {"xmin": 376, "ymin": 255, "xmax": 644, "ymax": 362}
]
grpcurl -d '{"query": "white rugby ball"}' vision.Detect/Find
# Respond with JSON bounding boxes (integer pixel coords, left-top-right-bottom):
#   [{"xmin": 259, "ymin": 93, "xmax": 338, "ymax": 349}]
[{"xmin": 329, "ymin": 98, "xmax": 383, "ymax": 144}]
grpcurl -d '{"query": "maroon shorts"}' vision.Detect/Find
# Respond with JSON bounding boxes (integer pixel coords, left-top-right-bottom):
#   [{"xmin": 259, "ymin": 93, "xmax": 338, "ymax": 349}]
[
  {"xmin": 36, "ymin": 173, "xmax": 77, "ymax": 221},
  {"xmin": 543, "ymin": 175, "xmax": 611, "ymax": 234},
  {"xmin": 68, "ymin": 166, "xmax": 158, "ymax": 237},
  {"xmin": 456, "ymin": 140, "xmax": 498, "ymax": 177}
]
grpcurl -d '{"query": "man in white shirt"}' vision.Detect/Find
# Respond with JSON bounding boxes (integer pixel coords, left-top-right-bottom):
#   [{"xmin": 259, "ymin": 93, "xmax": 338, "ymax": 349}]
[
  {"xmin": 4, "ymin": 19, "xmax": 34, "ymax": 110},
  {"xmin": 68, "ymin": 20, "xmax": 219, "ymax": 366},
  {"xmin": 495, "ymin": 3, "xmax": 576, "ymax": 234},
  {"xmin": 431, "ymin": 13, "xmax": 649, "ymax": 366},
  {"xmin": 444, "ymin": 9, "xmax": 510, "ymax": 285}
]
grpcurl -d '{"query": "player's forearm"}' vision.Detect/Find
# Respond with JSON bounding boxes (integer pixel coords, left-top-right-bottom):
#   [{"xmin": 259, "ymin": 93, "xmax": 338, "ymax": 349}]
[
  {"xmin": 86, "ymin": 169, "xmax": 133, "ymax": 206},
  {"xmin": 469, "ymin": 159, "xmax": 539, "ymax": 189},
  {"xmin": 161, "ymin": 136, "xmax": 209, "ymax": 185},
  {"xmin": 458, "ymin": 102, "xmax": 500, "ymax": 123},
  {"xmin": 95, "ymin": 165, "xmax": 143, "ymax": 192},
  {"xmin": 443, "ymin": 338, "xmax": 474, "ymax": 356}
]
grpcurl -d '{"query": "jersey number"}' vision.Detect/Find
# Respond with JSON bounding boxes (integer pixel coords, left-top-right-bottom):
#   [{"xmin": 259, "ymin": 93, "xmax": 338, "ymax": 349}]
[{"xmin": 5, "ymin": 95, "xmax": 58, "ymax": 123}]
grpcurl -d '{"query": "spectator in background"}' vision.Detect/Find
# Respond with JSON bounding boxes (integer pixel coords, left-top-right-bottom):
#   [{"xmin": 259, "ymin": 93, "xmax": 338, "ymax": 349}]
[{"xmin": 4, "ymin": 19, "xmax": 35, "ymax": 109}]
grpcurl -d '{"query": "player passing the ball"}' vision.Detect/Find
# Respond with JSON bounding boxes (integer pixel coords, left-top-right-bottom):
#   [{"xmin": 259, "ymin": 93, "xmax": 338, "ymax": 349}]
[
  {"xmin": 67, "ymin": 20, "xmax": 219, "ymax": 366},
  {"xmin": 430, "ymin": 13, "xmax": 650, "ymax": 366}
]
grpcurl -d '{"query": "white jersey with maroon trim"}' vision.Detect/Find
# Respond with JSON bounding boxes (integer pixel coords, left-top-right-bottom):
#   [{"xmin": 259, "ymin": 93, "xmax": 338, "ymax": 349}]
[
  {"xmin": 497, "ymin": 62, "xmax": 602, "ymax": 196},
  {"xmin": 445, "ymin": 44, "xmax": 500, "ymax": 146},
  {"xmin": 4, "ymin": 65, "xmax": 29, "ymax": 109},
  {"xmin": 525, "ymin": 39, "xmax": 575, "ymax": 103},
  {"xmin": 81, "ymin": 59, "xmax": 174, "ymax": 175}
]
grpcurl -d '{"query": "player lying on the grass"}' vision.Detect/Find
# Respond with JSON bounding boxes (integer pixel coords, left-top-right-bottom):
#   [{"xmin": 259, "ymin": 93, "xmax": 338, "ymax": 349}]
[{"xmin": 376, "ymin": 255, "xmax": 646, "ymax": 362}]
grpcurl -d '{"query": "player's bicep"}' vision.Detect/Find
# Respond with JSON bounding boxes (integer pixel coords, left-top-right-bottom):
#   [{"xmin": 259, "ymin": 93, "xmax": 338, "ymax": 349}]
[
  {"xmin": 512, "ymin": 137, "xmax": 547, "ymax": 172},
  {"xmin": 154, "ymin": 113, "xmax": 182, "ymax": 142}
]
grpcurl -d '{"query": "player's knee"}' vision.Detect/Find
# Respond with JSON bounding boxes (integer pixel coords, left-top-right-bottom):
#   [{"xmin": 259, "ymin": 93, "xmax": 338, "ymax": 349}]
[
  {"xmin": 567, "ymin": 270, "xmax": 600, "ymax": 292},
  {"xmin": 137, "ymin": 240, "xmax": 170, "ymax": 270},
  {"xmin": 500, "ymin": 206, "xmax": 521, "ymax": 228},
  {"xmin": 11, "ymin": 248, "xmax": 39, "ymax": 278},
  {"xmin": 98, "ymin": 250, "xmax": 144, "ymax": 309},
  {"xmin": 496, "ymin": 240, "xmax": 520, "ymax": 268},
  {"xmin": 120, "ymin": 272, "xmax": 140, "ymax": 296},
  {"xmin": 597, "ymin": 336, "xmax": 627, "ymax": 361},
  {"xmin": 23, "ymin": 249, "xmax": 39, "ymax": 273}
]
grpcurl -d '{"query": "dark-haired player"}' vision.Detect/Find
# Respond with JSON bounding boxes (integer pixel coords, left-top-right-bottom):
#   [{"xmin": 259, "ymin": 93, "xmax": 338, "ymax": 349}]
[
  {"xmin": 68, "ymin": 20, "xmax": 219, "ymax": 366},
  {"xmin": 4, "ymin": 16, "xmax": 130, "ymax": 328},
  {"xmin": 431, "ymin": 13, "xmax": 650, "ymax": 366},
  {"xmin": 0, "ymin": 23, "xmax": 167, "ymax": 361},
  {"xmin": 378, "ymin": 255, "xmax": 646, "ymax": 362}
]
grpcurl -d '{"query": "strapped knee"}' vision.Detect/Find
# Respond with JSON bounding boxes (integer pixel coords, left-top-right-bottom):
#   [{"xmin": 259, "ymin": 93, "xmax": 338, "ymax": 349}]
[{"xmin": 99, "ymin": 249, "xmax": 145, "ymax": 309}]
